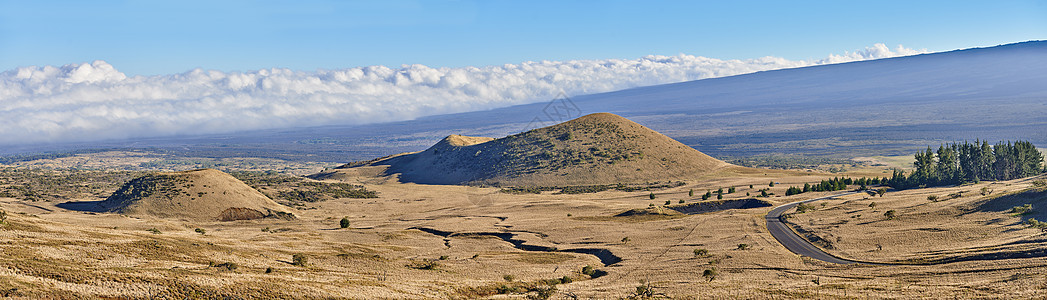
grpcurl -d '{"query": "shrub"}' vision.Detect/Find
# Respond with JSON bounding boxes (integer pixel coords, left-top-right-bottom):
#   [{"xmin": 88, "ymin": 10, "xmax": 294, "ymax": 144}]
[
  {"xmin": 693, "ymin": 248, "xmax": 708, "ymax": 257},
  {"xmin": 147, "ymin": 228, "xmax": 162, "ymax": 234},
  {"xmin": 795, "ymin": 203, "xmax": 816, "ymax": 213},
  {"xmin": 195, "ymin": 228, "xmax": 206, "ymax": 235},
  {"xmin": 559, "ymin": 276, "xmax": 572, "ymax": 284},
  {"xmin": 981, "ymin": 186, "xmax": 993, "ymax": 196},
  {"xmin": 340, "ymin": 217, "xmax": 350, "ymax": 229},
  {"xmin": 877, "ymin": 188, "xmax": 887, "ymax": 197},
  {"xmin": 927, "ymin": 195, "xmax": 939, "ymax": 202},
  {"xmin": 504, "ymin": 274, "xmax": 515, "ymax": 282},
  {"xmin": 439, "ymin": 255, "xmax": 449, "ymax": 260},
  {"xmin": 664, "ymin": 200, "xmax": 670, "ymax": 205},
  {"xmin": 717, "ymin": 193, "xmax": 723, "ymax": 200},
  {"xmin": 215, "ymin": 262, "xmax": 238, "ymax": 271},
  {"xmin": 884, "ymin": 210, "xmax": 897, "ymax": 220},
  {"xmin": 702, "ymin": 267, "xmax": 719, "ymax": 281},
  {"xmin": 265, "ymin": 267, "xmax": 274, "ymax": 274},
  {"xmin": 621, "ymin": 237, "xmax": 631, "ymax": 244},
  {"xmin": 1034, "ymin": 179, "xmax": 1047, "ymax": 188},
  {"xmin": 1011, "ymin": 204, "xmax": 1033, "ymax": 216},
  {"xmin": 292, "ymin": 253, "xmax": 308, "ymax": 267},
  {"xmin": 769, "ymin": 181, "xmax": 775, "ymax": 187},
  {"xmin": 728, "ymin": 187, "xmax": 736, "ymax": 193},
  {"xmin": 581, "ymin": 265, "xmax": 596, "ymax": 276},
  {"xmin": 649, "ymin": 192, "xmax": 656, "ymax": 200},
  {"xmin": 678, "ymin": 199, "xmax": 685, "ymax": 204},
  {"xmin": 737, "ymin": 243, "xmax": 750, "ymax": 250},
  {"xmin": 0, "ymin": 209, "xmax": 6, "ymax": 225},
  {"xmin": 689, "ymin": 189, "xmax": 694, "ymax": 197},
  {"xmin": 869, "ymin": 202, "xmax": 877, "ymax": 208}
]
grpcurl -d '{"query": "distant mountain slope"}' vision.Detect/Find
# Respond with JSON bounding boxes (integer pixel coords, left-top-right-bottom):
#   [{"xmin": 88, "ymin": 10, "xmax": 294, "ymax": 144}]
[
  {"xmin": 333, "ymin": 113, "xmax": 729, "ymax": 186},
  {"xmin": 101, "ymin": 169, "xmax": 295, "ymax": 221},
  {"xmin": 8, "ymin": 41, "xmax": 1046, "ymax": 160}
]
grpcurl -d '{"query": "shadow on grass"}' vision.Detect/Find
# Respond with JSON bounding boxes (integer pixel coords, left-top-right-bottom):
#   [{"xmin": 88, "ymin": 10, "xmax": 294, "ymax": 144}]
[{"xmin": 55, "ymin": 200, "xmax": 108, "ymax": 213}]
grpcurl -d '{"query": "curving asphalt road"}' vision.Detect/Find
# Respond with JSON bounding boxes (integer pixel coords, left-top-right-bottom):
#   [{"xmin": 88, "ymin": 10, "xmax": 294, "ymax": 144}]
[{"xmin": 765, "ymin": 191, "xmax": 865, "ymax": 264}]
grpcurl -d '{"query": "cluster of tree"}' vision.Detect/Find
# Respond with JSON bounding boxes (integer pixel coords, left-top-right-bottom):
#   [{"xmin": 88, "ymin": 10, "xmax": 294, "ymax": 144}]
[
  {"xmin": 785, "ymin": 177, "xmax": 885, "ymax": 196},
  {"xmin": 889, "ymin": 140, "xmax": 1045, "ymax": 189}
]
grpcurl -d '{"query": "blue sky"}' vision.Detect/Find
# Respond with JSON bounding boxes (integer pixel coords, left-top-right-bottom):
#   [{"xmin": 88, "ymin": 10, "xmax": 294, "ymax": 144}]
[{"xmin": 1, "ymin": 0, "xmax": 1045, "ymax": 75}]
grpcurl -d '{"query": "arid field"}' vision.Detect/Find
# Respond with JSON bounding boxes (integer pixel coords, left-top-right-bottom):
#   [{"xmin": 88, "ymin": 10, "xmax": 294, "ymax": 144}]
[{"xmin": 2, "ymin": 151, "xmax": 1047, "ymax": 299}]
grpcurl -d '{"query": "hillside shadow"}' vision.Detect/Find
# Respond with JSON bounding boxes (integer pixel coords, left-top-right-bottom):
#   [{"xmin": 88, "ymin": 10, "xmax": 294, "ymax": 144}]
[
  {"xmin": 975, "ymin": 188, "xmax": 1047, "ymax": 224},
  {"xmin": 55, "ymin": 200, "xmax": 108, "ymax": 213}
]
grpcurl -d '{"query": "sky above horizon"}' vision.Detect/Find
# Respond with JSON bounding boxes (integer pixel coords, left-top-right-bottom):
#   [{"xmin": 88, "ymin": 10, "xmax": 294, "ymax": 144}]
[{"xmin": 1, "ymin": 0, "xmax": 1045, "ymax": 75}]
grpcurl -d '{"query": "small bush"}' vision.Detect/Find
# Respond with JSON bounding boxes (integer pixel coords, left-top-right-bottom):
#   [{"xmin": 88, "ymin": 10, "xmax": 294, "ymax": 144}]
[
  {"xmin": 737, "ymin": 243, "xmax": 751, "ymax": 250},
  {"xmin": 504, "ymin": 274, "xmax": 515, "ymax": 282},
  {"xmin": 702, "ymin": 267, "xmax": 719, "ymax": 281},
  {"xmin": 693, "ymin": 248, "xmax": 708, "ymax": 257},
  {"xmin": 621, "ymin": 237, "xmax": 631, "ymax": 244},
  {"xmin": 292, "ymin": 253, "xmax": 308, "ymax": 267},
  {"xmin": 884, "ymin": 210, "xmax": 897, "ymax": 220},
  {"xmin": 796, "ymin": 203, "xmax": 816, "ymax": 213},
  {"xmin": 664, "ymin": 200, "xmax": 670, "ymax": 205},
  {"xmin": 1012, "ymin": 204, "xmax": 1034, "ymax": 216},
  {"xmin": 147, "ymin": 228, "xmax": 162, "ymax": 234},
  {"xmin": 688, "ymin": 189, "xmax": 694, "ymax": 197},
  {"xmin": 559, "ymin": 275, "xmax": 572, "ymax": 284},
  {"xmin": 678, "ymin": 199, "xmax": 685, "ymax": 204},
  {"xmin": 215, "ymin": 262, "xmax": 238, "ymax": 271},
  {"xmin": 981, "ymin": 186, "xmax": 993, "ymax": 196},
  {"xmin": 0, "ymin": 209, "xmax": 6, "ymax": 225},
  {"xmin": 340, "ymin": 217, "xmax": 350, "ymax": 229},
  {"xmin": 869, "ymin": 202, "xmax": 877, "ymax": 208},
  {"xmin": 927, "ymin": 195, "xmax": 939, "ymax": 202},
  {"xmin": 194, "ymin": 228, "xmax": 206, "ymax": 235},
  {"xmin": 1033, "ymin": 179, "xmax": 1047, "ymax": 188},
  {"xmin": 581, "ymin": 265, "xmax": 596, "ymax": 276},
  {"xmin": 649, "ymin": 192, "xmax": 656, "ymax": 200},
  {"xmin": 265, "ymin": 266, "xmax": 273, "ymax": 274},
  {"xmin": 439, "ymin": 255, "xmax": 449, "ymax": 260}
]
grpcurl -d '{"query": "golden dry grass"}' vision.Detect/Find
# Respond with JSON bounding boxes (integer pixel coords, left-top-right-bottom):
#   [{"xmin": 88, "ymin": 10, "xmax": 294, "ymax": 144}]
[{"xmin": 0, "ymin": 166, "xmax": 1045, "ymax": 298}]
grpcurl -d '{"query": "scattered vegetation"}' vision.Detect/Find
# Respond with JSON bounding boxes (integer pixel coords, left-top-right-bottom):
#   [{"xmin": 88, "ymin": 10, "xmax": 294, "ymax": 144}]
[
  {"xmin": 736, "ymin": 243, "xmax": 751, "ymax": 250},
  {"xmin": 727, "ymin": 154, "xmax": 853, "ymax": 170},
  {"xmin": 340, "ymin": 217, "xmax": 350, "ymax": 229},
  {"xmin": 1024, "ymin": 218, "xmax": 1047, "ymax": 232}
]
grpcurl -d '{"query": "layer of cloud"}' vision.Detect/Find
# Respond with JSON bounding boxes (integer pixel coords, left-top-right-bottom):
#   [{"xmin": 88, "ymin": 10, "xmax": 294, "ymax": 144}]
[{"xmin": 0, "ymin": 44, "xmax": 924, "ymax": 145}]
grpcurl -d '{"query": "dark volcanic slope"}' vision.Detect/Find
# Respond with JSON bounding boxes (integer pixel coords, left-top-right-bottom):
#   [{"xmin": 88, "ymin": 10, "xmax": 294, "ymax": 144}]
[{"xmin": 351, "ymin": 113, "xmax": 728, "ymax": 186}]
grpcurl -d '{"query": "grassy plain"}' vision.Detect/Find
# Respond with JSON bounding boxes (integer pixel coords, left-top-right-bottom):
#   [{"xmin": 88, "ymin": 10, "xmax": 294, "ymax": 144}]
[{"xmin": 1, "ymin": 151, "xmax": 1046, "ymax": 298}]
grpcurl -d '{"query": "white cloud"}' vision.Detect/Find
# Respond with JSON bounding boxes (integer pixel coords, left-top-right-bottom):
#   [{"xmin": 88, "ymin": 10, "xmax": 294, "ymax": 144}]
[{"xmin": 0, "ymin": 44, "xmax": 924, "ymax": 145}]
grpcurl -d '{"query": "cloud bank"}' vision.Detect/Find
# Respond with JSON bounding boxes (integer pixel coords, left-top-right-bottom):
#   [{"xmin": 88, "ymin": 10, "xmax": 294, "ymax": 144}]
[{"xmin": 0, "ymin": 44, "xmax": 923, "ymax": 145}]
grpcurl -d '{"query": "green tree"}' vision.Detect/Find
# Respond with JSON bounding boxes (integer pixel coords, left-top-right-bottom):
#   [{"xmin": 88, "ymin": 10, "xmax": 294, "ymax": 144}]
[
  {"xmin": 649, "ymin": 192, "xmax": 656, "ymax": 200},
  {"xmin": 340, "ymin": 217, "xmax": 350, "ymax": 229},
  {"xmin": 688, "ymin": 189, "xmax": 694, "ymax": 197}
]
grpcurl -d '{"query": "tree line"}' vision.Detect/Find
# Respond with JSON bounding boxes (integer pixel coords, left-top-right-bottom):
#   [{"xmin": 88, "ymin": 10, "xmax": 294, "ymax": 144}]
[
  {"xmin": 785, "ymin": 176, "xmax": 885, "ymax": 196},
  {"xmin": 888, "ymin": 140, "xmax": 1045, "ymax": 190}
]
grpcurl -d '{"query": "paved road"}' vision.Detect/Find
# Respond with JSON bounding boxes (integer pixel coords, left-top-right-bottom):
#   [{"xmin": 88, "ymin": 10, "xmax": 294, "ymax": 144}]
[{"xmin": 765, "ymin": 191, "xmax": 864, "ymax": 264}]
